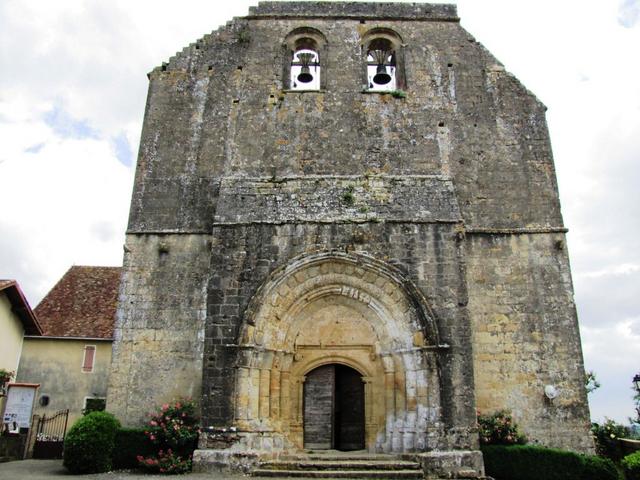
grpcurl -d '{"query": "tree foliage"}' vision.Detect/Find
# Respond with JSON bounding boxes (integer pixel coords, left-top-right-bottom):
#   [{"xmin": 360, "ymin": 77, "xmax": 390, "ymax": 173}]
[{"xmin": 585, "ymin": 370, "xmax": 601, "ymax": 394}]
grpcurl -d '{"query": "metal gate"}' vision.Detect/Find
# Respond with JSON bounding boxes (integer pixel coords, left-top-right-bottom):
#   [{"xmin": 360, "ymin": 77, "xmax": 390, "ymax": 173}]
[{"xmin": 32, "ymin": 409, "xmax": 69, "ymax": 459}]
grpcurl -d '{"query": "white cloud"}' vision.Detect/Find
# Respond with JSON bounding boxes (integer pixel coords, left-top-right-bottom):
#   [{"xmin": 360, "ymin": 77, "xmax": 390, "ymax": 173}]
[
  {"xmin": 582, "ymin": 321, "xmax": 640, "ymax": 423},
  {"xmin": 619, "ymin": 0, "xmax": 640, "ymax": 27},
  {"xmin": 0, "ymin": 130, "xmax": 132, "ymax": 303}
]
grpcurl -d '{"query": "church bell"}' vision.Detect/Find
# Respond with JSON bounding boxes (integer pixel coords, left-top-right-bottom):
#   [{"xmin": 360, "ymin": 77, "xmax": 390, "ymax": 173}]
[
  {"xmin": 371, "ymin": 49, "xmax": 392, "ymax": 85},
  {"xmin": 296, "ymin": 52, "xmax": 315, "ymax": 83}
]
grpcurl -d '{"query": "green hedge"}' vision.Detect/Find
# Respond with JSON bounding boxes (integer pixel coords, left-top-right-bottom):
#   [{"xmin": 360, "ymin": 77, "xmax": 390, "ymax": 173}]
[
  {"xmin": 111, "ymin": 428, "xmax": 154, "ymax": 470},
  {"xmin": 64, "ymin": 421, "xmax": 166, "ymax": 472},
  {"xmin": 481, "ymin": 445, "xmax": 621, "ymax": 480},
  {"xmin": 622, "ymin": 451, "xmax": 640, "ymax": 480},
  {"xmin": 63, "ymin": 411, "xmax": 121, "ymax": 474}
]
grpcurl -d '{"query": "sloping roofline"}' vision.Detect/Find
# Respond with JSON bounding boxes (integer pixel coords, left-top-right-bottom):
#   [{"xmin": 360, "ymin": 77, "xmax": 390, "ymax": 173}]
[
  {"xmin": 0, "ymin": 280, "xmax": 42, "ymax": 335},
  {"xmin": 34, "ymin": 266, "xmax": 121, "ymax": 339}
]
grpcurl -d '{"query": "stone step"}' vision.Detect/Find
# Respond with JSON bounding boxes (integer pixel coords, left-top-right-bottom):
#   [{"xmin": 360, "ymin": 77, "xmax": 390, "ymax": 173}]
[
  {"xmin": 259, "ymin": 460, "xmax": 421, "ymax": 471},
  {"xmin": 252, "ymin": 468, "xmax": 423, "ymax": 478},
  {"xmin": 280, "ymin": 454, "xmax": 397, "ymax": 461}
]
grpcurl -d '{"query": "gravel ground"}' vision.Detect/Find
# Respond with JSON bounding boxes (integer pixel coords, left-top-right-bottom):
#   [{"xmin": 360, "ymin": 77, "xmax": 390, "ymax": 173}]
[{"xmin": 0, "ymin": 460, "xmax": 248, "ymax": 480}]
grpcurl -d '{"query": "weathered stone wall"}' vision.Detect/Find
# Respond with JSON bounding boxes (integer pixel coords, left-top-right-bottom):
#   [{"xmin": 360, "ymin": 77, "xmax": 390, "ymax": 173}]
[
  {"xmin": 127, "ymin": 3, "xmax": 561, "ymax": 232},
  {"xmin": 107, "ymin": 234, "xmax": 210, "ymax": 424},
  {"xmin": 466, "ymin": 232, "xmax": 592, "ymax": 451},
  {"xmin": 202, "ymin": 222, "xmax": 477, "ymax": 451},
  {"xmin": 111, "ymin": 1, "xmax": 592, "ymax": 456}
]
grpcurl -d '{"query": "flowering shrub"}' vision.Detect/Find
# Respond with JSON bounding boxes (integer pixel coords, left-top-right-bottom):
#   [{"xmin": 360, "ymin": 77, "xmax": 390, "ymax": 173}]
[
  {"xmin": 137, "ymin": 399, "xmax": 199, "ymax": 474},
  {"xmin": 138, "ymin": 449, "xmax": 193, "ymax": 474},
  {"xmin": 477, "ymin": 410, "xmax": 527, "ymax": 445},
  {"xmin": 0, "ymin": 368, "xmax": 14, "ymax": 383},
  {"xmin": 0, "ymin": 369, "xmax": 14, "ymax": 395},
  {"xmin": 591, "ymin": 419, "xmax": 629, "ymax": 460}
]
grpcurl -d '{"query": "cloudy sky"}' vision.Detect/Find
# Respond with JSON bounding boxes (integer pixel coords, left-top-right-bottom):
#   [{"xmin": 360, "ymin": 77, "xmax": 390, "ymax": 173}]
[{"xmin": 1, "ymin": 0, "xmax": 638, "ymax": 424}]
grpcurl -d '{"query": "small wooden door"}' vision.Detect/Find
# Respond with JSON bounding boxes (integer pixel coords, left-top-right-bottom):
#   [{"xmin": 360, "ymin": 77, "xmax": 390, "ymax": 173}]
[
  {"xmin": 303, "ymin": 365, "xmax": 335, "ymax": 449},
  {"xmin": 303, "ymin": 364, "xmax": 365, "ymax": 451}
]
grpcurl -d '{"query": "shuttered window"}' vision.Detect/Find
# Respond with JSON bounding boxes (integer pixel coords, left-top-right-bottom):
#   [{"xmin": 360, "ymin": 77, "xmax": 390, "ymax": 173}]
[{"xmin": 82, "ymin": 345, "xmax": 96, "ymax": 373}]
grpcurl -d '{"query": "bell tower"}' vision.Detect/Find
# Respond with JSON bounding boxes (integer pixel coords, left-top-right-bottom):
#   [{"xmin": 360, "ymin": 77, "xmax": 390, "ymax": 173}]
[{"xmin": 108, "ymin": 2, "xmax": 593, "ymax": 477}]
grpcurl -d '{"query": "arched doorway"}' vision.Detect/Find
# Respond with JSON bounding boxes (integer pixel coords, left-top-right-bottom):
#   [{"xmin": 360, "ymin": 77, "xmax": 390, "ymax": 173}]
[
  {"xmin": 303, "ymin": 364, "xmax": 365, "ymax": 451},
  {"xmin": 234, "ymin": 252, "xmax": 442, "ymax": 453}
]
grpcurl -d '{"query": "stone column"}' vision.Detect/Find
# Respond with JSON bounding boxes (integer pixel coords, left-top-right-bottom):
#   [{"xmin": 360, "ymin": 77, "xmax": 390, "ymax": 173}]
[
  {"xmin": 280, "ymin": 370, "xmax": 291, "ymax": 425},
  {"xmin": 363, "ymin": 376, "xmax": 374, "ymax": 452},
  {"xmin": 249, "ymin": 368, "xmax": 260, "ymax": 421},
  {"xmin": 392, "ymin": 353, "xmax": 406, "ymax": 453},
  {"xmin": 235, "ymin": 366, "xmax": 250, "ymax": 421},
  {"xmin": 381, "ymin": 354, "xmax": 396, "ymax": 453},
  {"xmin": 259, "ymin": 367, "xmax": 271, "ymax": 420},
  {"xmin": 270, "ymin": 352, "xmax": 282, "ymax": 421},
  {"xmin": 402, "ymin": 351, "xmax": 418, "ymax": 451}
]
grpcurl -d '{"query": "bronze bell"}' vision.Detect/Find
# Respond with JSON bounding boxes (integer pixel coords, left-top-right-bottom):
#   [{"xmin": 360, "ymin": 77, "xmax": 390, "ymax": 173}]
[
  {"xmin": 371, "ymin": 49, "xmax": 393, "ymax": 85},
  {"xmin": 296, "ymin": 52, "xmax": 315, "ymax": 83},
  {"xmin": 297, "ymin": 66, "xmax": 313, "ymax": 83},
  {"xmin": 372, "ymin": 65, "xmax": 392, "ymax": 85}
]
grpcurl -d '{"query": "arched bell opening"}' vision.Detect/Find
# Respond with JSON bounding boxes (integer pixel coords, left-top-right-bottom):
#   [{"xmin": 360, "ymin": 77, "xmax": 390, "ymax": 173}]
[
  {"xmin": 367, "ymin": 38, "xmax": 396, "ymax": 90},
  {"xmin": 361, "ymin": 28, "xmax": 406, "ymax": 92},
  {"xmin": 283, "ymin": 27, "xmax": 327, "ymax": 91},
  {"xmin": 291, "ymin": 42, "xmax": 320, "ymax": 89}
]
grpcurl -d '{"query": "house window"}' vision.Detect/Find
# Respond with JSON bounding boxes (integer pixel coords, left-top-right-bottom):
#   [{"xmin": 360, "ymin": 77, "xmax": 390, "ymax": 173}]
[
  {"xmin": 83, "ymin": 397, "xmax": 106, "ymax": 414},
  {"xmin": 283, "ymin": 27, "xmax": 327, "ymax": 91},
  {"xmin": 82, "ymin": 345, "xmax": 96, "ymax": 373},
  {"xmin": 362, "ymin": 29, "xmax": 406, "ymax": 92}
]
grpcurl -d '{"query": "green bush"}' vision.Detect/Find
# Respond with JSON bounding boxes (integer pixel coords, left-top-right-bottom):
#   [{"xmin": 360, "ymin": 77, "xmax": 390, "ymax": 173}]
[
  {"xmin": 481, "ymin": 444, "xmax": 621, "ymax": 480},
  {"xmin": 478, "ymin": 410, "xmax": 527, "ymax": 445},
  {"xmin": 591, "ymin": 419, "xmax": 630, "ymax": 460},
  {"xmin": 112, "ymin": 428, "xmax": 154, "ymax": 470},
  {"xmin": 581, "ymin": 455, "xmax": 622, "ymax": 480},
  {"xmin": 63, "ymin": 411, "xmax": 121, "ymax": 474},
  {"xmin": 622, "ymin": 451, "xmax": 640, "ymax": 480},
  {"xmin": 137, "ymin": 398, "xmax": 200, "ymax": 474}
]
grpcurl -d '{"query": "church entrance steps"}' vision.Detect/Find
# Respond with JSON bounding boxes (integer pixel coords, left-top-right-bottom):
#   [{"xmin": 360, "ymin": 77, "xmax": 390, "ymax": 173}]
[
  {"xmin": 252, "ymin": 470, "xmax": 423, "ymax": 479},
  {"xmin": 252, "ymin": 452, "xmax": 423, "ymax": 479}
]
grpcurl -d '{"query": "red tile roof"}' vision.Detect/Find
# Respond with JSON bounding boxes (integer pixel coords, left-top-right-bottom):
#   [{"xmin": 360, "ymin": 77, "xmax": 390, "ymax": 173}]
[
  {"xmin": 0, "ymin": 280, "xmax": 42, "ymax": 335},
  {"xmin": 34, "ymin": 266, "xmax": 121, "ymax": 339}
]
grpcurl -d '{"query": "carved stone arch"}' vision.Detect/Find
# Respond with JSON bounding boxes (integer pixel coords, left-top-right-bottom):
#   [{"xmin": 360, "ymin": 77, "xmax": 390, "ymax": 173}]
[
  {"xmin": 282, "ymin": 27, "xmax": 328, "ymax": 90},
  {"xmin": 232, "ymin": 251, "xmax": 444, "ymax": 453},
  {"xmin": 300, "ymin": 355, "xmax": 371, "ymax": 379},
  {"xmin": 361, "ymin": 27, "xmax": 404, "ymax": 46},
  {"xmin": 360, "ymin": 27, "xmax": 407, "ymax": 90},
  {"xmin": 241, "ymin": 251, "xmax": 440, "ymax": 348},
  {"xmin": 283, "ymin": 26, "xmax": 328, "ymax": 47}
]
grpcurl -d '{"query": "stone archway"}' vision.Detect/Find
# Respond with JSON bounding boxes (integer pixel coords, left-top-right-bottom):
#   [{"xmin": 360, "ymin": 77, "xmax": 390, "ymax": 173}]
[{"xmin": 234, "ymin": 252, "xmax": 442, "ymax": 453}]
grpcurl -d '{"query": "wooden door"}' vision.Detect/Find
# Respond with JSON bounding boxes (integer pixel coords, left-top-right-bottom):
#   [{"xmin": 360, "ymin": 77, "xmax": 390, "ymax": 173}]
[
  {"xmin": 303, "ymin": 365, "xmax": 335, "ymax": 449},
  {"xmin": 303, "ymin": 364, "xmax": 365, "ymax": 451}
]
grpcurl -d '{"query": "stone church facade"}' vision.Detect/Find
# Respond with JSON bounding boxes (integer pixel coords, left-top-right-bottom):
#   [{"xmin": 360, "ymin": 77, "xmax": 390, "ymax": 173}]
[{"xmin": 107, "ymin": 1, "xmax": 592, "ymax": 474}]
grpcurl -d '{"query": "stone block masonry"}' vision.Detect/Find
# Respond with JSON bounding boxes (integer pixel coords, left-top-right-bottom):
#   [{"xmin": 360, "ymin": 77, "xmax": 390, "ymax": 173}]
[{"xmin": 107, "ymin": 2, "xmax": 593, "ymax": 477}]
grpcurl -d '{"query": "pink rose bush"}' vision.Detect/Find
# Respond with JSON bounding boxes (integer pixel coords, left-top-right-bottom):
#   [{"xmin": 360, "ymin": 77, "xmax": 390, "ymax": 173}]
[{"xmin": 137, "ymin": 398, "xmax": 199, "ymax": 474}]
